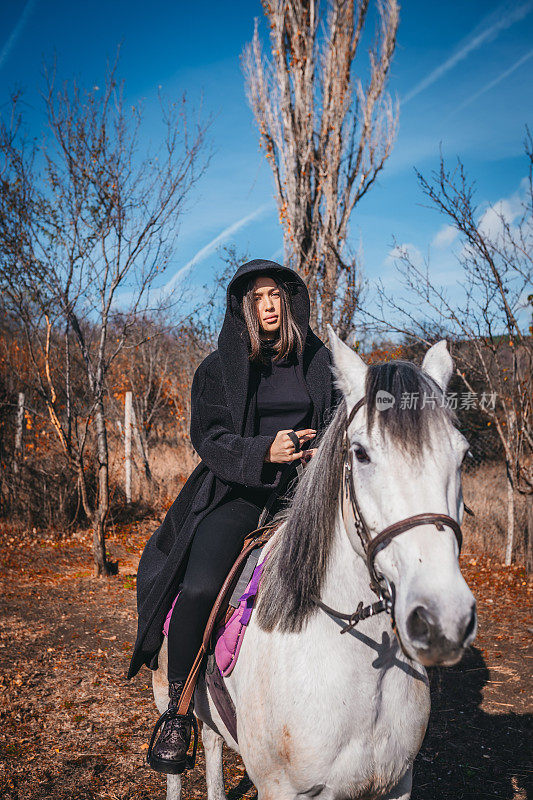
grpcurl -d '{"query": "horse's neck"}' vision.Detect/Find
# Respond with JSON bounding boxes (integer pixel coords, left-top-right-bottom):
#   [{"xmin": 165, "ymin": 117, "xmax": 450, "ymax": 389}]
[{"xmin": 320, "ymin": 506, "xmax": 377, "ymax": 614}]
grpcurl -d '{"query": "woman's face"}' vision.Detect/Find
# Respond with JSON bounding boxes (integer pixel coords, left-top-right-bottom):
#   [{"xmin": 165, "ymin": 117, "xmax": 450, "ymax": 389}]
[{"xmin": 253, "ymin": 276, "xmax": 282, "ymax": 334}]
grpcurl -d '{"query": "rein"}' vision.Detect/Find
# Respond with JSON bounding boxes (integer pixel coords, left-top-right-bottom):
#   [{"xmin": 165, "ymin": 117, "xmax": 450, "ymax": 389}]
[{"xmin": 313, "ymin": 396, "xmax": 470, "ymax": 634}]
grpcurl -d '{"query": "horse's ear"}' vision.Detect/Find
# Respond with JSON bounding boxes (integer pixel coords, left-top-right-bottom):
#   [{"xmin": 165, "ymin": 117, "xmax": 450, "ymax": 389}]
[
  {"xmin": 421, "ymin": 340, "xmax": 454, "ymax": 391},
  {"xmin": 327, "ymin": 324, "xmax": 367, "ymax": 402}
]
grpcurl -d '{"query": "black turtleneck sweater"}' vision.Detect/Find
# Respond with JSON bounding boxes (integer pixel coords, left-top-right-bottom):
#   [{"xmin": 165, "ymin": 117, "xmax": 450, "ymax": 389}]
[{"xmin": 254, "ymin": 343, "xmax": 313, "ymax": 486}]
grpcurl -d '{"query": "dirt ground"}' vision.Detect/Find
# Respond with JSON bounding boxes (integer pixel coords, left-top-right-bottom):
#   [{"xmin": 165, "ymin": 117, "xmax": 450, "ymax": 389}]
[{"xmin": 0, "ymin": 520, "xmax": 531, "ymax": 800}]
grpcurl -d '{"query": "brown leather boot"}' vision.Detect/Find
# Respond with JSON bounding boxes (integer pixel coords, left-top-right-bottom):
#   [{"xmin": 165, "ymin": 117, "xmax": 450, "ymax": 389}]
[{"xmin": 146, "ymin": 680, "xmax": 197, "ymax": 774}]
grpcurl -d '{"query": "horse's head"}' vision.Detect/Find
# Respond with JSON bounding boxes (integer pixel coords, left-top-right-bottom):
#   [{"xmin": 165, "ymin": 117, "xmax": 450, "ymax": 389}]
[{"xmin": 328, "ymin": 327, "xmax": 477, "ymax": 667}]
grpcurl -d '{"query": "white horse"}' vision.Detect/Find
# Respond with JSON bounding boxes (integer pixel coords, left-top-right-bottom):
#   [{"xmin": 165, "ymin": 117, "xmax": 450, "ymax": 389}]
[{"xmin": 152, "ymin": 330, "xmax": 477, "ymax": 800}]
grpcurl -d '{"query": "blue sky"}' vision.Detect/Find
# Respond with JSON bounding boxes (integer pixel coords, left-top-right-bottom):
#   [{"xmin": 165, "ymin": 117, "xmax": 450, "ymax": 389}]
[{"xmin": 1, "ymin": 0, "xmax": 532, "ymax": 324}]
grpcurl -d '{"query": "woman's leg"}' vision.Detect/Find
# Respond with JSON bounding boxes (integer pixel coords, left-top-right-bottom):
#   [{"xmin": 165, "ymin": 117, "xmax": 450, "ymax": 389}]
[
  {"xmin": 167, "ymin": 493, "xmax": 264, "ymax": 683},
  {"xmin": 148, "ymin": 489, "xmax": 269, "ymax": 773}
]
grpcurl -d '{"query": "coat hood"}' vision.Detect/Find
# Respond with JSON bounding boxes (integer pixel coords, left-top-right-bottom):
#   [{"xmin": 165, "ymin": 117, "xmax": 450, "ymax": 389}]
[
  {"xmin": 218, "ymin": 258, "xmax": 310, "ymax": 352},
  {"xmin": 217, "ymin": 259, "xmax": 321, "ymax": 435}
]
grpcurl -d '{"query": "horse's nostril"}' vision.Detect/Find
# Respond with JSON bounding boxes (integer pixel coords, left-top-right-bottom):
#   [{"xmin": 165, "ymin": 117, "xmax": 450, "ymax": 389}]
[
  {"xmin": 463, "ymin": 603, "xmax": 477, "ymax": 643},
  {"xmin": 406, "ymin": 605, "xmax": 434, "ymax": 644}
]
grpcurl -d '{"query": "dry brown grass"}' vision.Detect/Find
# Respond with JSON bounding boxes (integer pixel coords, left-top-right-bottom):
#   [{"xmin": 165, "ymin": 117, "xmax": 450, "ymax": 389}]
[
  {"xmin": 106, "ymin": 436, "xmax": 198, "ymax": 513},
  {"xmin": 462, "ymin": 462, "xmax": 528, "ymax": 563}
]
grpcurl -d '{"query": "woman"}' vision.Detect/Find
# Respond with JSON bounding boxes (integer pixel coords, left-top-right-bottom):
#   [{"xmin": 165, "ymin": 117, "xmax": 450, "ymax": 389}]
[{"xmin": 128, "ymin": 259, "xmax": 340, "ymax": 774}]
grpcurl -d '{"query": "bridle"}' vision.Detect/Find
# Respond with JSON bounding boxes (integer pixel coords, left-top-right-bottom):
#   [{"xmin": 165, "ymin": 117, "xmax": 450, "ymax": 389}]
[{"xmin": 313, "ymin": 396, "xmax": 471, "ymax": 634}]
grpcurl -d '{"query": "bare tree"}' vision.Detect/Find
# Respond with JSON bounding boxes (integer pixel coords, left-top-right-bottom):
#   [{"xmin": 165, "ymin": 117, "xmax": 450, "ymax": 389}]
[
  {"xmin": 0, "ymin": 49, "xmax": 210, "ymax": 574},
  {"xmin": 368, "ymin": 136, "xmax": 533, "ymax": 566},
  {"xmin": 242, "ymin": 0, "xmax": 398, "ymax": 338}
]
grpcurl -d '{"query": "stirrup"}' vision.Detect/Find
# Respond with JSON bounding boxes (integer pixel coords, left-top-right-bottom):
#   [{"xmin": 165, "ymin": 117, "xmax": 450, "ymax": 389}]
[{"xmin": 146, "ymin": 707, "xmax": 199, "ymax": 773}]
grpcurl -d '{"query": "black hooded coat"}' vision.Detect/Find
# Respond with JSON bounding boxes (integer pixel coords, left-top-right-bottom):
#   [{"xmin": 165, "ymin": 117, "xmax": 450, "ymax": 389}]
[{"xmin": 127, "ymin": 259, "xmax": 340, "ymax": 679}]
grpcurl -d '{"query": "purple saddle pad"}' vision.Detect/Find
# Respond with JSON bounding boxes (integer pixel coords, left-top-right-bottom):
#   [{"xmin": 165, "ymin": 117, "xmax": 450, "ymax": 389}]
[
  {"xmin": 162, "ymin": 557, "xmax": 266, "ymax": 676},
  {"xmin": 214, "ymin": 557, "xmax": 266, "ymax": 676}
]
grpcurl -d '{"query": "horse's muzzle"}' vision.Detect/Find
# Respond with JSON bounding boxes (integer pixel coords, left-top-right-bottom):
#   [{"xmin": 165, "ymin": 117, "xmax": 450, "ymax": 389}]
[{"xmin": 405, "ymin": 601, "xmax": 477, "ymax": 666}]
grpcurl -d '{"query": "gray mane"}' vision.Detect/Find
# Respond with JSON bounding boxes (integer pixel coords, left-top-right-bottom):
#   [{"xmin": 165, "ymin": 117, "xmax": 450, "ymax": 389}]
[{"xmin": 256, "ymin": 358, "xmax": 457, "ymax": 633}]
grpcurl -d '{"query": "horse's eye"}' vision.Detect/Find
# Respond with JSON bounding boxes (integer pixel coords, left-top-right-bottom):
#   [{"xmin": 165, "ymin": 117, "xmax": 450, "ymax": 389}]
[{"xmin": 354, "ymin": 446, "xmax": 370, "ymax": 463}]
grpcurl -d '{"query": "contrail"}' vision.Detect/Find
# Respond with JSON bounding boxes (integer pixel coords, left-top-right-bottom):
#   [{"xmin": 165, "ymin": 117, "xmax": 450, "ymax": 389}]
[
  {"xmin": 162, "ymin": 201, "xmax": 273, "ymax": 294},
  {"xmin": 450, "ymin": 48, "xmax": 533, "ymax": 117},
  {"xmin": 402, "ymin": 0, "xmax": 533, "ymax": 105},
  {"xmin": 0, "ymin": 0, "xmax": 38, "ymax": 71}
]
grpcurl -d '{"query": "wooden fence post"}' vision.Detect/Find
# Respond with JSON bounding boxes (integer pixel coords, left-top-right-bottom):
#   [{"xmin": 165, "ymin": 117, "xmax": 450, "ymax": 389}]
[
  {"xmin": 125, "ymin": 391, "xmax": 132, "ymax": 504},
  {"xmin": 130, "ymin": 402, "xmax": 152, "ymax": 482}
]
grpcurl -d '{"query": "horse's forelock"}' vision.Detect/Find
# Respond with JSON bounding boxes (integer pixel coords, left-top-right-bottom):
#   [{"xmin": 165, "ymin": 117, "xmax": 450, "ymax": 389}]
[{"xmin": 365, "ymin": 361, "xmax": 457, "ymax": 457}]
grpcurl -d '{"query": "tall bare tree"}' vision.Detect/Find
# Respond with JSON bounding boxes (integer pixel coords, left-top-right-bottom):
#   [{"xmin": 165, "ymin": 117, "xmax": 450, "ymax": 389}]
[
  {"xmin": 0, "ymin": 50, "xmax": 210, "ymax": 574},
  {"xmin": 242, "ymin": 0, "xmax": 399, "ymax": 338},
  {"xmin": 368, "ymin": 136, "xmax": 533, "ymax": 567}
]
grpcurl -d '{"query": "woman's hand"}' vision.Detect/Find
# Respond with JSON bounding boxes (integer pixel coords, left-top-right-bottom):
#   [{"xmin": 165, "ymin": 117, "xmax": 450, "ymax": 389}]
[{"xmin": 265, "ymin": 429, "xmax": 316, "ymax": 463}]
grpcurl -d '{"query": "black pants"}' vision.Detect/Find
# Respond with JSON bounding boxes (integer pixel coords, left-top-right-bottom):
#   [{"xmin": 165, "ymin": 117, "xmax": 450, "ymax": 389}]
[{"xmin": 167, "ymin": 487, "xmax": 268, "ymax": 683}]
